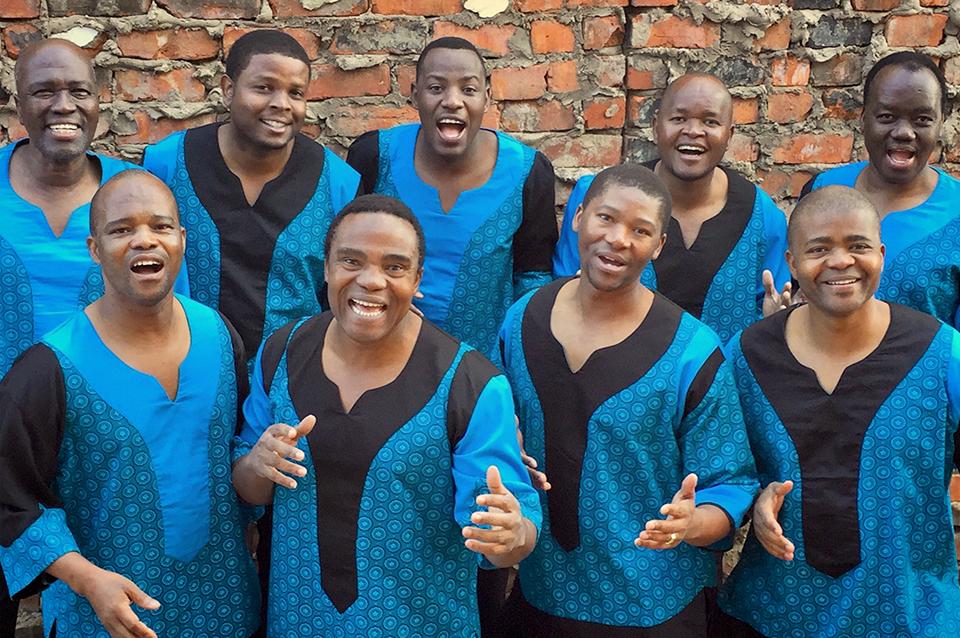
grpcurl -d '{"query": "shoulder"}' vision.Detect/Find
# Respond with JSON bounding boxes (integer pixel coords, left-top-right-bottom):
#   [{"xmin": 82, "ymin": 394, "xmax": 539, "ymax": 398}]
[
  {"xmin": 93, "ymin": 152, "xmax": 138, "ymax": 179},
  {"xmin": 809, "ymin": 161, "xmax": 868, "ymax": 190}
]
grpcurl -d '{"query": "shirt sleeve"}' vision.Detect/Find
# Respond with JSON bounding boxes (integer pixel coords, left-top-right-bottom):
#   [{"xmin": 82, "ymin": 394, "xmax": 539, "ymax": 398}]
[
  {"xmin": 140, "ymin": 133, "xmax": 180, "ymax": 184},
  {"xmin": 345, "ymin": 130, "xmax": 381, "ymax": 196},
  {"xmin": 0, "ymin": 345, "xmax": 78, "ymax": 598},
  {"xmin": 756, "ymin": 190, "xmax": 791, "ymax": 312},
  {"xmin": 512, "ymin": 151, "xmax": 558, "ymax": 298},
  {"xmin": 553, "ymin": 174, "xmax": 594, "ymax": 278}
]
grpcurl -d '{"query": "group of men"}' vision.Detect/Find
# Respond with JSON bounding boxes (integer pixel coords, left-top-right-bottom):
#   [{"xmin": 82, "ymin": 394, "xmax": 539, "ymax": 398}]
[{"xmin": 0, "ymin": 27, "xmax": 958, "ymax": 638}]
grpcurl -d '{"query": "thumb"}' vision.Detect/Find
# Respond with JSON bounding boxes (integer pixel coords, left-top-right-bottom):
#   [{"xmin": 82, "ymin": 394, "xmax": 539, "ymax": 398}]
[
  {"xmin": 486, "ymin": 465, "xmax": 505, "ymax": 495},
  {"xmin": 295, "ymin": 414, "xmax": 317, "ymax": 438},
  {"xmin": 680, "ymin": 473, "xmax": 697, "ymax": 500},
  {"xmin": 776, "ymin": 480, "xmax": 794, "ymax": 498},
  {"xmin": 125, "ymin": 581, "xmax": 160, "ymax": 610}
]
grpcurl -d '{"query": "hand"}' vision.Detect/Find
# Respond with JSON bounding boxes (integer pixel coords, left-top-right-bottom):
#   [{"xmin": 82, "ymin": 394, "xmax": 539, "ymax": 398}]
[
  {"xmin": 248, "ymin": 415, "xmax": 316, "ymax": 489},
  {"xmin": 635, "ymin": 473, "xmax": 698, "ymax": 550},
  {"xmin": 762, "ymin": 269, "xmax": 793, "ymax": 317},
  {"xmin": 753, "ymin": 480, "xmax": 795, "ymax": 561},
  {"xmin": 463, "ymin": 466, "xmax": 528, "ymax": 558},
  {"xmin": 78, "ymin": 567, "xmax": 160, "ymax": 638},
  {"xmin": 516, "ymin": 420, "xmax": 550, "ymax": 491}
]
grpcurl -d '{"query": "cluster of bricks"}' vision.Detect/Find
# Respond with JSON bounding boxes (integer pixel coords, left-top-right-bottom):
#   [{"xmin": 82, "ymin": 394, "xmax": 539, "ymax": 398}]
[{"xmin": 0, "ymin": 0, "xmax": 957, "ymax": 206}]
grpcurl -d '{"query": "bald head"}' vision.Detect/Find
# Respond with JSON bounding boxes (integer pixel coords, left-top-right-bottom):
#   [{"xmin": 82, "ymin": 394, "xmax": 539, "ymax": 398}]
[
  {"xmin": 90, "ymin": 171, "xmax": 179, "ymax": 236},
  {"xmin": 788, "ymin": 186, "xmax": 880, "ymax": 251},
  {"xmin": 660, "ymin": 73, "xmax": 732, "ymax": 122},
  {"xmin": 15, "ymin": 39, "xmax": 94, "ymax": 94}
]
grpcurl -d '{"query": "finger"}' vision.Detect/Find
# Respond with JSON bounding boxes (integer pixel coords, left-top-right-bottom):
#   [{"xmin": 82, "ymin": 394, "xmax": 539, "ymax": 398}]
[
  {"xmin": 762, "ymin": 269, "xmax": 775, "ymax": 296},
  {"xmin": 636, "ymin": 529, "xmax": 679, "ymax": 545},
  {"xmin": 757, "ymin": 530, "xmax": 794, "ymax": 560},
  {"xmin": 679, "ymin": 473, "xmax": 697, "ymax": 500},
  {"xmin": 262, "ymin": 436, "xmax": 304, "ymax": 462},
  {"xmin": 659, "ymin": 503, "xmax": 693, "ymax": 519},
  {"xmin": 520, "ymin": 452, "xmax": 539, "ymax": 470},
  {"xmin": 463, "ymin": 525, "xmax": 513, "ymax": 545},
  {"xmin": 414, "ymin": 290, "xmax": 425, "ymax": 299},
  {"xmin": 775, "ymin": 480, "xmax": 794, "ymax": 498},
  {"xmin": 265, "ymin": 466, "xmax": 299, "ymax": 490},
  {"xmin": 486, "ymin": 465, "xmax": 506, "ymax": 495},
  {"xmin": 644, "ymin": 517, "xmax": 688, "ymax": 535},
  {"xmin": 293, "ymin": 414, "xmax": 316, "ymax": 438},
  {"xmin": 125, "ymin": 583, "xmax": 160, "ymax": 611},
  {"xmin": 464, "ymin": 539, "xmax": 512, "ymax": 556},
  {"xmin": 116, "ymin": 605, "xmax": 157, "ymax": 638},
  {"xmin": 470, "ymin": 510, "xmax": 521, "ymax": 528},
  {"xmin": 527, "ymin": 469, "xmax": 551, "ymax": 491},
  {"xmin": 273, "ymin": 458, "xmax": 307, "ymax": 478},
  {"xmin": 267, "ymin": 422, "xmax": 300, "ymax": 442},
  {"xmin": 476, "ymin": 493, "xmax": 517, "ymax": 512}
]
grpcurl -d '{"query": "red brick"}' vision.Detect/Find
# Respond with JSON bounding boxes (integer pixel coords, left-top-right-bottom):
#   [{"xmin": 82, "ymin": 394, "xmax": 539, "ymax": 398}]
[
  {"xmin": 630, "ymin": 0, "xmax": 675, "ymax": 5},
  {"xmin": 500, "ymin": 100, "xmax": 575, "ymax": 132},
  {"xmin": 0, "ymin": 0, "xmax": 39, "ymax": 18},
  {"xmin": 482, "ymin": 105, "xmax": 502, "ymax": 130},
  {"xmin": 491, "ymin": 65, "xmax": 547, "ymax": 100},
  {"xmin": 308, "ymin": 64, "xmax": 391, "ymax": 99},
  {"xmin": 727, "ymin": 133, "xmax": 758, "ymax": 162},
  {"xmin": 372, "ymin": 0, "xmax": 461, "ymax": 14},
  {"xmin": 631, "ymin": 15, "xmax": 720, "ymax": 49},
  {"xmin": 772, "ymin": 134, "xmax": 853, "ymax": 164},
  {"xmin": 626, "ymin": 57, "xmax": 668, "ymax": 90},
  {"xmin": 569, "ymin": 0, "xmax": 627, "ymax": 6},
  {"xmin": 0, "ymin": 112, "xmax": 27, "ymax": 140},
  {"xmin": 584, "ymin": 16, "xmax": 624, "ymax": 51},
  {"xmin": 920, "ymin": 0, "xmax": 948, "ymax": 6},
  {"xmin": 771, "ymin": 55, "xmax": 810, "ymax": 87},
  {"xmin": 224, "ymin": 27, "xmax": 321, "ymax": 60},
  {"xmin": 626, "ymin": 95, "xmax": 652, "ymax": 127},
  {"xmin": 157, "ymin": 0, "xmax": 259, "ymax": 19},
  {"xmin": 757, "ymin": 169, "xmax": 789, "ymax": 198},
  {"xmin": 584, "ymin": 96, "xmax": 626, "ymax": 130},
  {"xmin": 851, "ymin": 0, "xmax": 899, "ymax": 9},
  {"xmin": 432, "ymin": 22, "xmax": 517, "ymax": 57},
  {"xmin": 766, "ymin": 91, "xmax": 813, "ymax": 124},
  {"xmin": 2, "ymin": 24, "xmax": 42, "ymax": 58},
  {"xmin": 788, "ymin": 171, "xmax": 813, "ymax": 198},
  {"xmin": 117, "ymin": 28, "xmax": 220, "ymax": 61},
  {"xmin": 115, "ymin": 68, "xmax": 206, "ymax": 102},
  {"xmin": 515, "ymin": 0, "xmax": 562, "ymax": 10},
  {"xmin": 117, "ymin": 111, "xmax": 217, "ymax": 144},
  {"xmin": 885, "ymin": 14, "xmax": 948, "ymax": 47},
  {"xmin": 268, "ymin": 0, "xmax": 367, "ymax": 16},
  {"xmin": 589, "ymin": 56, "xmax": 625, "ymax": 89},
  {"xmin": 546, "ymin": 60, "xmax": 578, "ymax": 93},
  {"xmin": 812, "ymin": 53, "xmax": 863, "ymax": 87},
  {"xmin": 325, "ymin": 104, "xmax": 418, "ymax": 137},
  {"xmin": 732, "ymin": 97, "xmax": 759, "ymax": 124},
  {"xmin": 531, "ymin": 21, "xmax": 575, "ymax": 54},
  {"xmin": 754, "ymin": 18, "xmax": 790, "ymax": 51},
  {"xmin": 397, "ymin": 65, "xmax": 416, "ymax": 97},
  {"xmin": 539, "ymin": 134, "xmax": 622, "ymax": 167}
]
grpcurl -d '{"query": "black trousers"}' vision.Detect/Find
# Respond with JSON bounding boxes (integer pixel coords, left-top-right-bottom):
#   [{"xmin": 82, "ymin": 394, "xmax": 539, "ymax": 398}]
[
  {"xmin": 478, "ymin": 567, "xmax": 512, "ymax": 637},
  {"xmin": 0, "ymin": 569, "xmax": 17, "ymax": 638}
]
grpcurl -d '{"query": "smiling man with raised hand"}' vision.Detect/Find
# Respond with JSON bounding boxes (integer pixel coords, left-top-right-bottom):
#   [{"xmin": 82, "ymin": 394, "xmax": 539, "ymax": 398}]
[
  {"xmin": 346, "ymin": 36, "xmax": 558, "ymax": 361},
  {"xmin": 143, "ymin": 29, "xmax": 360, "ymax": 363},
  {"xmin": 0, "ymin": 171, "xmax": 260, "ymax": 638},
  {"xmin": 554, "ymin": 73, "xmax": 790, "ymax": 344},
  {"xmin": 717, "ymin": 185, "xmax": 960, "ymax": 638},
  {"xmin": 232, "ymin": 194, "xmax": 541, "ymax": 638},
  {"xmin": 800, "ymin": 51, "xmax": 960, "ymax": 328}
]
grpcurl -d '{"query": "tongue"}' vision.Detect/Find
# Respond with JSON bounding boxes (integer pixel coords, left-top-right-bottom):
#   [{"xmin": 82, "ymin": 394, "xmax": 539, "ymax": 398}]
[
  {"xmin": 132, "ymin": 264, "xmax": 161, "ymax": 274},
  {"xmin": 438, "ymin": 123, "xmax": 464, "ymax": 141},
  {"xmin": 889, "ymin": 150, "xmax": 913, "ymax": 164}
]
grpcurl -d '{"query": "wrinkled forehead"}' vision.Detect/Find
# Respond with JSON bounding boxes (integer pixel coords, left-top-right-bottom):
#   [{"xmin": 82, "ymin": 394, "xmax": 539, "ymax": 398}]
[{"xmin": 17, "ymin": 42, "xmax": 95, "ymax": 89}]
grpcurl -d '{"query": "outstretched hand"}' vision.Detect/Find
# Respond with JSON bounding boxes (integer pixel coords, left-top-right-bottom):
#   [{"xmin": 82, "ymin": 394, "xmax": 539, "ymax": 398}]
[
  {"xmin": 635, "ymin": 473, "xmax": 698, "ymax": 550},
  {"xmin": 247, "ymin": 415, "xmax": 316, "ymax": 489},
  {"xmin": 753, "ymin": 480, "xmax": 795, "ymax": 561},
  {"xmin": 762, "ymin": 269, "xmax": 793, "ymax": 317},
  {"xmin": 81, "ymin": 567, "xmax": 160, "ymax": 638},
  {"xmin": 463, "ymin": 466, "xmax": 529, "ymax": 559}
]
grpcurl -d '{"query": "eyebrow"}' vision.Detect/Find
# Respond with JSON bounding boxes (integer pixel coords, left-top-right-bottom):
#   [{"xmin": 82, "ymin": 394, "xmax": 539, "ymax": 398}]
[
  {"xmin": 805, "ymin": 234, "xmax": 874, "ymax": 245},
  {"xmin": 422, "ymin": 72, "xmax": 482, "ymax": 82}
]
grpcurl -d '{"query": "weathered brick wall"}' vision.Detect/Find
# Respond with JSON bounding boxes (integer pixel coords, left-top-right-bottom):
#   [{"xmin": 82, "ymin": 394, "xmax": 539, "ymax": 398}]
[{"xmin": 0, "ymin": 0, "xmax": 957, "ymax": 205}]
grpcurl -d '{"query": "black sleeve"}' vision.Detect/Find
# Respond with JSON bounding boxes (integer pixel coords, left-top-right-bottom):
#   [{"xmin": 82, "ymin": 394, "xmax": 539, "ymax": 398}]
[
  {"xmin": 219, "ymin": 313, "xmax": 249, "ymax": 433},
  {"xmin": 514, "ymin": 151, "xmax": 558, "ymax": 273},
  {"xmin": 0, "ymin": 345, "xmax": 67, "ymax": 547},
  {"xmin": 798, "ymin": 172, "xmax": 819, "ymax": 199},
  {"xmin": 261, "ymin": 320, "xmax": 298, "ymax": 395},
  {"xmin": 346, "ymin": 130, "xmax": 381, "ymax": 196}
]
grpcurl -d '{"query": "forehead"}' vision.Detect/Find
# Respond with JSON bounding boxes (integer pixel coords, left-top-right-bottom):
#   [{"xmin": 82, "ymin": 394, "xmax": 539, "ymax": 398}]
[
  {"xmin": 868, "ymin": 65, "xmax": 940, "ymax": 106},
  {"xmin": 794, "ymin": 205, "xmax": 879, "ymax": 240},
  {"xmin": 662, "ymin": 77, "xmax": 729, "ymax": 111},
  {"xmin": 19, "ymin": 45, "xmax": 94, "ymax": 87},
  {"xmin": 589, "ymin": 183, "xmax": 662, "ymax": 219},
  {"xmin": 418, "ymin": 47, "xmax": 484, "ymax": 78},
  {"xmin": 98, "ymin": 179, "xmax": 177, "ymax": 223},
  {"xmin": 238, "ymin": 52, "xmax": 309, "ymax": 80},
  {"xmin": 333, "ymin": 213, "xmax": 419, "ymax": 253}
]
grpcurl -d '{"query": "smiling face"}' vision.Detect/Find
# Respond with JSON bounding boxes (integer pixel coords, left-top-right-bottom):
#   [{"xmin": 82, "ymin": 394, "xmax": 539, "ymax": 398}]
[
  {"xmin": 325, "ymin": 212, "xmax": 423, "ymax": 345},
  {"xmin": 88, "ymin": 175, "xmax": 185, "ymax": 307},
  {"xmin": 862, "ymin": 65, "xmax": 943, "ymax": 185},
  {"xmin": 573, "ymin": 182, "xmax": 666, "ymax": 293},
  {"xmin": 411, "ymin": 47, "xmax": 490, "ymax": 160},
  {"xmin": 787, "ymin": 201, "xmax": 884, "ymax": 319},
  {"xmin": 16, "ymin": 41, "xmax": 98, "ymax": 162},
  {"xmin": 222, "ymin": 52, "xmax": 309, "ymax": 151},
  {"xmin": 653, "ymin": 75, "xmax": 733, "ymax": 182}
]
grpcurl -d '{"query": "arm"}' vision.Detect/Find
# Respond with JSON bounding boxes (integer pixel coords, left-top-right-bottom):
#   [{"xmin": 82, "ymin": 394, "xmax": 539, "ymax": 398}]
[
  {"xmin": 553, "ymin": 174, "xmax": 594, "ymax": 278},
  {"xmin": 513, "ymin": 151, "xmax": 558, "ymax": 298}
]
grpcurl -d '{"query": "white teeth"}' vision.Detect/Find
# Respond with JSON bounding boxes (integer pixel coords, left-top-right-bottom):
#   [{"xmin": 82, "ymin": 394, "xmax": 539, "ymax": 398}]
[
  {"xmin": 48, "ymin": 124, "xmax": 78, "ymax": 131},
  {"xmin": 132, "ymin": 259, "xmax": 161, "ymax": 268},
  {"xmin": 438, "ymin": 118, "xmax": 464, "ymax": 125},
  {"xmin": 677, "ymin": 145, "xmax": 704, "ymax": 153},
  {"xmin": 826, "ymin": 279, "xmax": 856, "ymax": 285},
  {"xmin": 350, "ymin": 299, "xmax": 385, "ymax": 317}
]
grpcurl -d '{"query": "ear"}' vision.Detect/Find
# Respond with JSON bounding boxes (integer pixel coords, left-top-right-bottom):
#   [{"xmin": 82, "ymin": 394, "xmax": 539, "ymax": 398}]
[
  {"xmin": 87, "ymin": 234, "xmax": 101, "ymax": 265},
  {"xmin": 651, "ymin": 114, "xmax": 660, "ymax": 145},
  {"xmin": 571, "ymin": 204, "xmax": 584, "ymax": 233},
  {"xmin": 414, "ymin": 267, "xmax": 424, "ymax": 292},
  {"xmin": 220, "ymin": 75, "xmax": 234, "ymax": 109},
  {"xmin": 652, "ymin": 231, "xmax": 667, "ymax": 261},
  {"xmin": 785, "ymin": 249, "xmax": 797, "ymax": 281},
  {"xmin": 483, "ymin": 81, "xmax": 492, "ymax": 111}
]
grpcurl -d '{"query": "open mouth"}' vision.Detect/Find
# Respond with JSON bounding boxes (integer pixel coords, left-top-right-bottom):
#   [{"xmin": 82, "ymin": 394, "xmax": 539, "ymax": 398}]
[
  {"xmin": 349, "ymin": 298, "xmax": 386, "ymax": 318},
  {"xmin": 260, "ymin": 118, "xmax": 290, "ymax": 133},
  {"xmin": 436, "ymin": 117, "xmax": 466, "ymax": 143},
  {"xmin": 886, "ymin": 148, "xmax": 916, "ymax": 169},
  {"xmin": 47, "ymin": 123, "xmax": 81, "ymax": 140},
  {"xmin": 596, "ymin": 253, "xmax": 626, "ymax": 270},
  {"xmin": 676, "ymin": 144, "xmax": 706, "ymax": 158},
  {"xmin": 130, "ymin": 257, "xmax": 163, "ymax": 276}
]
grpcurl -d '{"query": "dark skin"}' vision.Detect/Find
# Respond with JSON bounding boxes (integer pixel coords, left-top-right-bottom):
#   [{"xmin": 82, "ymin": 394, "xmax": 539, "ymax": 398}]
[{"xmin": 9, "ymin": 39, "xmax": 102, "ymax": 237}]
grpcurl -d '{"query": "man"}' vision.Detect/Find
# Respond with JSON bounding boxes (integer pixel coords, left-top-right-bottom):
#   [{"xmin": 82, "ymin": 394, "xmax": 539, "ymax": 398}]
[
  {"xmin": 143, "ymin": 29, "xmax": 360, "ymax": 361},
  {"xmin": 717, "ymin": 186, "xmax": 960, "ymax": 637},
  {"xmin": 801, "ymin": 51, "xmax": 960, "ymax": 328},
  {"xmin": 346, "ymin": 36, "xmax": 558, "ymax": 360},
  {"xmin": 499, "ymin": 165, "xmax": 757, "ymax": 635},
  {"xmin": 232, "ymin": 194, "xmax": 541, "ymax": 637},
  {"xmin": 553, "ymin": 73, "xmax": 790, "ymax": 343},
  {"xmin": 0, "ymin": 171, "xmax": 260, "ymax": 637}
]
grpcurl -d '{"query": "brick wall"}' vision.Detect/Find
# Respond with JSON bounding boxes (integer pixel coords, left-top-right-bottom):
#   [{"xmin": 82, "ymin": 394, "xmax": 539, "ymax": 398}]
[{"xmin": 0, "ymin": 0, "xmax": 957, "ymax": 206}]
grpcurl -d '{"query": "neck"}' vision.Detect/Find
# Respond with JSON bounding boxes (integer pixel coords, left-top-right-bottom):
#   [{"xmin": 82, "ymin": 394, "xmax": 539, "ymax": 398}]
[
  {"xmin": 89, "ymin": 292, "xmax": 178, "ymax": 342},
  {"xmin": 655, "ymin": 162, "xmax": 722, "ymax": 212},
  {"xmin": 860, "ymin": 162, "xmax": 936, "ymax": 201},
  {"xmin": 573, "ymin": 276, "xmax": 648, "ymax": 322},
  {"xmin": 327, "ymin": 311, "xmax": 421, "ymax": 369},
  {"xmin": 800, "ymin": 298, "xmax": 887, "ymax": 355},
  {"xmin": 218, "ymin": 123, "xmax": 293, "ymax": 176},
  {"xmin": 416, "ymin": 130, "xmax": 482, "ymax": 177},
  {"xmin": 17, "ymin": 143, "xmax": 93, "ymax": 189}
]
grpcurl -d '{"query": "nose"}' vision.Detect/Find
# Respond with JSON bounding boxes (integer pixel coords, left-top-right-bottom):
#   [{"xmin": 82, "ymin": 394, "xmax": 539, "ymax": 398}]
[
  {"xmin": 440, "ymin": 87, "xmax": 464, "ymax": 110},
  {"xmin": 129, "ymin": 225, "xmax": 159, "ymax": 250},
  {"xmin": 604, "ymin": 223, "xmax": 630, "ymax": 249},
  {"xmin": 890, "ymin": 118, "xmax": 915, "ymax": 141},
  {"xmin": 51, "ymin": 89, "xmax": 76, "ymax": 113},
  {"xmin": 825, "ymin": 247, "xmax": 855, "ymax": 270},
  {"xmin": 355, "ymin": 264, "xmax": 387, "ymax": 291},
  {"xmin": 268, "ymin": 89, "xmax": 292, "ymax": 111},
  {"xmin": 682, "ymin": 118, "xmax": 704, "ymax": 137}
]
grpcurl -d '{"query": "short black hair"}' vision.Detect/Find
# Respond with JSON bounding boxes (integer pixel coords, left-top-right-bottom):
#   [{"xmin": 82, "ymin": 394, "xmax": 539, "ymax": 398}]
[
  {"xmin": 581, "ymin": 164, "xmax": 672, "ymax": 232},
  {"xmin": 89, "ymin": 170, "xmax": 179, "ymax": 235},
  {"xmin": 787, "ymin": 185, "xmax": 879, "ymax": 250},
  {"xmin": 863, "ymin": 51, "xmax": 948, "ymax": 117},
  {"xmin": 324, "ymin": 194, "xmax": 426, "ymax": 269},
  {"xmin": 415, "ymin": 36, "xmax": 487, "ymax": 81},
  {"xmin": 225, "ymin": 30, "xmax": 311, "ymax": 81}
]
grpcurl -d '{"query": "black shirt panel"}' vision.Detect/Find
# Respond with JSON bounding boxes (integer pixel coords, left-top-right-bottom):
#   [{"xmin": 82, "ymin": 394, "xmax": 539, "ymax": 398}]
[
  {"xmin": 741, "ymin": 303, "xmax": 940, "ymax": 577},
  {"xmin": 446, "ymin": 348, "xmax": 500, "ymax": 449},
  {"xmin": 345, "ymin": 129, "xmax": 380, "ymax": 196},
  {"xmin": 522, "ymin": 278, "xmax": 682, "ymax": 551},
  {"xmin": 682, "ymin": 347, "xmax": 724, "ymax": 420},
  {"xmin": 218, "ymin": 312, "xmax": 249, "ymax": 431},
  {"xmin": 260, "ymin": 319, "xmax": 300, "ymax": 395},
  {"xmin": 183, "ymin": 124, "xmax": 326, "ymax": 354},
  {"xmin": 652, "ymin": 167, "xmax": 757, "ymax": 319},
  {"xmin": 797, "ymin": 172, "xmax": 819, "ymax": 199},
  {"xmin": 285, "ymin": 314, "xmax": 459, "ymax": 612},
  {"xmin": 515, "ymin": 151, "xmax": 558, "ymax": 274}
]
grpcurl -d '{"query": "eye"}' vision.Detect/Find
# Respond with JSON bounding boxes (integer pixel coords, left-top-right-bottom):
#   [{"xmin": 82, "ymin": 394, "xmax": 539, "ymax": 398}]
[
  {"xmin": 290, "ymin": 88, "xmax": 305, "ymax": 99},
  {"xmin": 596, "ymin": 213, "xmax": 612, "ymax": 222},
  {"xmin": 914, "ymin": 115, "xmax": 934, "ymax": 126},
  {"xmin": 705, "ymin": 119, "xmax": 720, "ymax": 127},
  {"xmin": 670, "ymin": 116, "xmax": 684, "ymax": 123},
  {"xmin": 875, "ymin": 113, "xmax": 895, "ymax": 123},
  {"xmin": 70, "ymin": 88, "xmax": 91, "ymax": 99},
  {"xmin": 109, "ymin": 226, "xmax": 129, "ymax": 235},
  {"xmin": 32, "ymin": 89, "xmax": 54, "ymax": 99},
  {"xmin": 634, "ymin": 227, "xmax": 650, "ymax": 236},
  {"xmin": 385, "ymin": 263, "xmax": 407, "ymax": 275},
  {"xmin": 341, "ymin": 257, "xmax": 361, "ymax": 268},
  {"xmin": 428, "ymin": 84, "xmax": 443, "ymax": 93},
  {"xmin": 463, "ymin": 86, "xmax": 478, "ymax": 95}
]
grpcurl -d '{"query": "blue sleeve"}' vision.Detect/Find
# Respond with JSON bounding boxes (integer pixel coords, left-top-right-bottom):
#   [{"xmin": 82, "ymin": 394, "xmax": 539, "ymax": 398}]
[
  {"xmin": 953, "ymin": 304, "xmax": 960, "ymax": 331},
  {"xmin": 947, "ymin": 329, "xmax": 960, "ymax": 471},
  {"xmin": 451, "ymin": 375, "xmax": 542, "ymax": 538},
  {"xmin": 325, "ymin": 148, "xmax": 361, "ymax": 214},
  {"xmin": 756, "ymin": 189, "xmax": 790, "ymax": 309},
  {"xmin": 553, "ymin": 174, "xmax": 594, "ymax": 277},
  {"xmin": 141, "ymin": 132, "xmax": 183, "ymax": 185},
  {"xmin": 236, "ymin": 340, "xmax": 272, "ymax": 463},
  {"xmin": 0, "ymin": 507, "xmax": 78, "ymax": 597},
  {"xmin": 513, "ymin": 271, "xmax": 551, "ymax": 300}
]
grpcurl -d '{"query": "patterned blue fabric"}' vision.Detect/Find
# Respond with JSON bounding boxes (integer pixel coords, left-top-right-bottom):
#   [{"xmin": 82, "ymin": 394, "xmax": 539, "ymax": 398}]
[
  {"xmin": 811, "ymin": 162, "xmax": 960, "ymax": 328},
  {"xmin": 372, "ymin": 124, "xmax": 544, "ymax": 359},
  {"xmin": 554, "ymin": 173, "xmax": 789, "ymax": 344},
  {"xmin": 0, "ymin": 140, "xmax": 138, "ymax": 375},
  {"xmin": 499, "ymin": 290, "xmax": 758, "ymax": 628},
  {"xmin": 0, "ymin": 298, "xmax": 260, "ymax": 637},
  {"xmin": 719, "ymin": 324, "xmax": 960, "ymax": 638}
]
